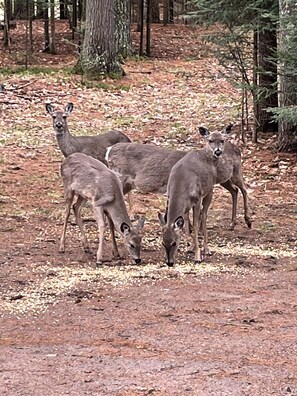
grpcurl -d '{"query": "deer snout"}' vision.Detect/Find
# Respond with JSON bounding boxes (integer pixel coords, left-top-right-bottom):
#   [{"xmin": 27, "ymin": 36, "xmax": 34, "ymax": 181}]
[
  {"xmin": 55, "ymin": 122, "xmax": 63, "ymax": 130},
  {"xmin": 135, "ymin": 258, "xmax": 141, "ymax": 264},
  {"xmin": 214, "ymin": 148, "xmax": 223, "ymax": 157}
]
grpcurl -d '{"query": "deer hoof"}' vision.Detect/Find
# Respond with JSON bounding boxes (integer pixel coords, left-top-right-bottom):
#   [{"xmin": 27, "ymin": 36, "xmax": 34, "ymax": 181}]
[{"xmin": 96, "ymin": 261, "xmax": 103, "ymax": 267}]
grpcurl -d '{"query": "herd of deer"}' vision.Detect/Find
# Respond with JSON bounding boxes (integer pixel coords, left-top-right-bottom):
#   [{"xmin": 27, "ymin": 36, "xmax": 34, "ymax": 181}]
[{"xmin": 46, "ymin": 102, "xmax": 252, "ymax": 267}]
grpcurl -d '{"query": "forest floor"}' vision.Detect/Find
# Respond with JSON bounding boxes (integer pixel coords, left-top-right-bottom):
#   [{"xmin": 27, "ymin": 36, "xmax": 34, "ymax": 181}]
[{"xmin": 0, "ymin": 21, "xmax": 297, "ymax": 396}]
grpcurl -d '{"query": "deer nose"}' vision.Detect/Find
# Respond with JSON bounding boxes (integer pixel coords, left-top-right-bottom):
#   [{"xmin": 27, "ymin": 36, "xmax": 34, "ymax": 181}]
[
  {"xmin": 135, "ymin": 258, "xmax": 141, "ymax": 264},
  {"xmin": 167, "ymin": 261, "xmax": 174, "ymax": 267},
  {"xmin": 214, "ymin": 148, "xmax": 222, "ymax": 157},
  {"xmin": 55, "ymin": 122, "xmax": 63, "ymax": 129}
]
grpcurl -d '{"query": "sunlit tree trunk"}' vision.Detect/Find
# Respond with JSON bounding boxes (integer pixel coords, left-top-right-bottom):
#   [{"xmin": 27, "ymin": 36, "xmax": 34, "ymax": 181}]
[{"xmin": 116, "ymin": 0, "xmax": 132, "ymax": 59}]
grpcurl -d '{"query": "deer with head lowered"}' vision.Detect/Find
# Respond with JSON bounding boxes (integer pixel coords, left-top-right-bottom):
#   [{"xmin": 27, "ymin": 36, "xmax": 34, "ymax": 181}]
[
  {"xmin": 59, "ymin": 152, "xmax": 145, "ymax": 265},
  {"xmin": 45, "ymin": 102, "xmax": 131, "ymax": 164},
  {"xmin": 158, "ymin": 126, "xmax": 249, "ymax": 266},
  {"xmin": 106, "ymin": 124, "xmax": 251, "ymax": 231}
]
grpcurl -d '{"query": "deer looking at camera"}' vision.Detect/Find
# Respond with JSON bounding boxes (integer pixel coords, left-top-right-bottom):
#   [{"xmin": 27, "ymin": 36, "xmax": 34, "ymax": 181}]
[
  {"xmin": 45, "ymin": 102, "xmax": 131, "ymax": 164},
  {"xmin": 158, "ymin": 126, "xmax": 244, "ymax": 266},
  {"xmin": 106, "ymin": 125, "xmax": 251, "ymax": 230},
  {"xmin": 59, "ymin": 152, "xmax": 145, "ymax": 265}
]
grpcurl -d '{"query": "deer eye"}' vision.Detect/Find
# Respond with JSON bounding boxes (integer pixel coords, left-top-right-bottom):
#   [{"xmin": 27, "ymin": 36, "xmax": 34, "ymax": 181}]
[
  {"xmin": 209, "ymin": 139, "xmax": 213, "ymax": 144},
  {"xmin": 172, "ymin": 242, "xmax": 177, "ymax": 247},
  {"xmin": 130, "ymin": 243, "xmax": 135, "ymax": 249}
]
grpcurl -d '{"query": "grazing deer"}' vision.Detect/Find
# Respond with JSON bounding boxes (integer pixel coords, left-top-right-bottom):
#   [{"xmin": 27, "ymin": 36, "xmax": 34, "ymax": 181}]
[
  {"xmin": 158, "ymin": 126, "xmax": 237, "ymax": 266},
  {"xmin": 106, "ymin": 125, "xmax": 251, "ymax": 230},
  {"xmin": 59, "ymin": 152, "xmax": 145, "ymax": 265},
  {"xmin": 45, "ymin": 102, "xmax": 131, "ymax": 164}
]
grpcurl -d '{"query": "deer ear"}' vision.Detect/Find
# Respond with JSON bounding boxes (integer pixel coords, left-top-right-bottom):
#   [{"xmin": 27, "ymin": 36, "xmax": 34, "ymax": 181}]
[
  {"xmin": 174, "ymin": 216, "xmax": 184, "ymax": 230},
  {"xmin": 158, "ymin": 212, "xmax": 166, "ymax": 226},
  {"xmin": 199, "ymin": 127, "xmax": 209, "ymax": 137},
  {"xmin": 224, "ymin": 124, "xmax": 233, "ymax": 135},
  {"xmin": 137, "ymin": 216, "xmax": 145, "ymax": 230},
  {"xmin": 45, "ymin": 103, "xmax": 53, "ymax": 114},
  {"xmin": 120, "ymin": 222, "xmax": 130, "ymax": 235},
  {"xmin": 65, "ymin": 102, "xmax": 74, "ymax": 114}
]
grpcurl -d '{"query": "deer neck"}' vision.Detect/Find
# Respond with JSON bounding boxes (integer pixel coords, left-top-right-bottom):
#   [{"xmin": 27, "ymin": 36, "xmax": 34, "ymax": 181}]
[
  {"xmin": 105, "ymin": 200, "xmax": 132, "ymax": 233},
  {"xmin": 56, "ymin": 128, "xmax": 79, "ymax": 157}
]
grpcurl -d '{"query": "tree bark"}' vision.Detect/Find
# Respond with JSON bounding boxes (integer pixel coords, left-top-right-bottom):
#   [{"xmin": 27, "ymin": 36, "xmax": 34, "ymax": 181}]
[
  {"xmin": 3, "ymin": 0, "xmax": 11, "ymax": 47},
  {"xmin": 80, "ymin": 0, "xmax": 124, "ymax": 78},
  {"xmin": 116, "ymin": 0, "xmax": 132, "ymax": 59},
  {"xmin": 255, "ymin": 19, "xmax": 278, "ymax": 135},
  {"xmin": 49, "ymin": 0, "xmax": 56, "ymax": 54},
  {"xmin": 43, "ymin": 0, "xmax": 50, "ymax": 52},
  {"xmin": 151, "ymin": 0, "xmax": 160, "ymax": 23},
  {"xmin": 278, "ymin": 0, "xmax": 297, "ymax": 152}
]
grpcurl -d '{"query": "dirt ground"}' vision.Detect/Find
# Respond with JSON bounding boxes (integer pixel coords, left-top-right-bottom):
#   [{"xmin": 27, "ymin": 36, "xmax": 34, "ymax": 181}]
[{"xmin": 0, "ymin": 22, "xmax": 297, "ymax": 395}]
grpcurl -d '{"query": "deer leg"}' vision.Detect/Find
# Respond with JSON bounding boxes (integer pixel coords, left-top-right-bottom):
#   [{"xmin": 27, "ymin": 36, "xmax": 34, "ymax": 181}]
[
  {"xmin": 193, "ymin": 202, "xmax": 203, "ymax": 264},
  {"xmin": 236, "ymin": 180, "xmax": 252, "ymax": 228},
  {"xmin": 59, "ymin": 191, "xmax": 75, "ymax": 253},
  {"xmin": 73, "ymin": 195, "xmax": 90, "ymax": 253},
  {"xmin": 201, "ymin": 190, "xmax": 214, "ymax": 256},
  {"xmin": 106, "ymin": 214, "xmax": 121, "ymax": 259},
  {"xmin": 184, "ymin": 211, "xmax": 194, "ymax": 252},
  {"xmin": 220, "ymin": 180, "xmax": 238, "ymax": 230},
  {"xmin": 93, "ymin": 206, "xmax": 106, "ymax": 266}
]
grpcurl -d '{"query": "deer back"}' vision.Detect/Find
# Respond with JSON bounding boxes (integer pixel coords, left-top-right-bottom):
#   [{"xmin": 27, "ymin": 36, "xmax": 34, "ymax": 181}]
[{"xmin": 106, "ymin": 142, "xmax": 187, "ymax": 194}]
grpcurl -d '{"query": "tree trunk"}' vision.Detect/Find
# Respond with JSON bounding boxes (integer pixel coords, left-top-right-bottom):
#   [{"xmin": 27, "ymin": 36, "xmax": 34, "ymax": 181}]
[
  {"xmin": 151, "ymin": 0, "xmax": 160, "ymax": 23},
  {"xmin": 3, "ymin": 0, "xmax": 11, "ymax": 47},
  {"xmin": 80, "ymin": 0, "xmax": 124, "ymax": 78},
  {"xmin": 169, "ymin": 0, "xmax": 174, "ymax": 23},
  {"xmin": 146, "ymin": 0, "xmax": 151, "ymax": 56},
  {"xmin": 116, "ymin": 0, "xmax": 132, "ymax": 59},
  {"xmin": 139, "ymin": 0, "xmax": 144, "ymax": 54},
  {"xmin": 13, "ymin": 0, "xmax": 27, "ymax": 19},
  {"xmin": 278, "ymin": 0, "xmax": 297, "ymax": 152},
  {"xmin": 252, "ymin": 30, "xmax": 259, "ymax": 143},
  {"xmin": 36, "ymin": 0, "xmax": 44, "ymax": 19},
  {"xmin": 72, "ymin": 0, "xmax": 77, "ymax": 40},
  {"xmin": 60, "ymin": 0, "xmax": 68, "ymax": 19},
  {"xmin": 49, "ymin": 0, "xmax": 56, "ymax": 54},
  {"xmin": 43, "ymin": 0, "xmax": 50, "ymax": 52},
  {"xmin": 27, "ymin": 0, "xmax": 34, "ymax": 53},
  {"xmin": 163, "ymin": 0, "xmax": 169, "ymax": 24},
  {"xmin": 255, "ymin": 19, "xmax": 278, "ymax": 135}
]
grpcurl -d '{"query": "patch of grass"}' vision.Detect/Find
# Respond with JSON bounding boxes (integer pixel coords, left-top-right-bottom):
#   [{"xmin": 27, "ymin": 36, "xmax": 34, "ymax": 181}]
[
  {"xmin": 113, "ymin": 116, "xmax": 135, "ymax": 127},
  {"xmin": 0, "ymin": 126, "xmax": 52, "ymax": 148},
  {"xmin": 0, "ymin": 66, "xmax": 73, "ymax": 77},
  {"xmin": 261, "ymin": 222, "xmax": 276, "ymax": 231},
  {"xmin": 81, "ymin": 80, "xmax": 131, "ymax": 91}
]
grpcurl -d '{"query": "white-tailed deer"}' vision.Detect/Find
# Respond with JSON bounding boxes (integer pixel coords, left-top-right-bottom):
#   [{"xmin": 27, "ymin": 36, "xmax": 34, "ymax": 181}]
[
  {"xmin": 59, "ymin": 152, "xmax": 145, "ymax": 265},
  {"xmin": 106, "ymin": 125, "xmax": 251, "ymax": 230},
  {"xmin": 158, "ymin": 126, "xmax": 242, "ymax": 266},
  {"xmin": 45, "ymin": 102, "xmax": 131, "ymax": 164}
]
